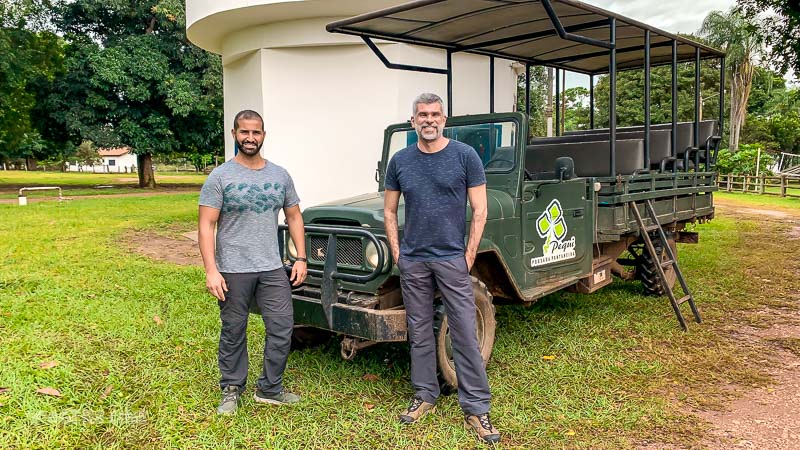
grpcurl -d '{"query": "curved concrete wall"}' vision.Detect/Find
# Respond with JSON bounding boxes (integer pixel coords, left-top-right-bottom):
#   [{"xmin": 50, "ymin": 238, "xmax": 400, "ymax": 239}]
[{"xmin": 186, "ymin": 0, "xmax": 521, "ymax": 207}]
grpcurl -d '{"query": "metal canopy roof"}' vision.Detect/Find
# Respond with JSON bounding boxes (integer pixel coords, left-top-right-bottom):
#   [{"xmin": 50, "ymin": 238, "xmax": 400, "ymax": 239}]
[{"xmin": 326, "ymin": 0, "xmax": 725, "ymax": 75}]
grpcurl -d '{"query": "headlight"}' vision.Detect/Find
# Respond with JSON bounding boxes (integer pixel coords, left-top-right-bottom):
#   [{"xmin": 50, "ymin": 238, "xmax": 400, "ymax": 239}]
[
  {"xmin": 365, "ymin": 241, "xmax": 390, "ymax": 270},
  {"xmin": 287, "ymin": 237, "xmax": 298, "ymax": 259}
]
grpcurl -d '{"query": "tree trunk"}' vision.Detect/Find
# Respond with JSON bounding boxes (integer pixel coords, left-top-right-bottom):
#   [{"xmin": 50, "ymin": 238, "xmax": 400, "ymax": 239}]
[
  {"xmin": 137, "ymin": 153, "xmax": 156, "ymax": 188},
  {"xmin": 728, "ymin": 60, "xmax": 755, "ymax": 153},
  {"xmin": 26, "ymin": 157, "xmax": 37, "ymax": 171}
]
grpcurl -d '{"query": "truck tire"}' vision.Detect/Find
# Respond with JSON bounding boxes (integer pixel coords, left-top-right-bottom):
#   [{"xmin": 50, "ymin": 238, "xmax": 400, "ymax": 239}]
[
  {"xmin": 433, "ymin": 277, "xmax": 496, "ymax": 394},
  {"xmin": 637, "ymin": 234, "xmax": 677, "ymax": 296}
]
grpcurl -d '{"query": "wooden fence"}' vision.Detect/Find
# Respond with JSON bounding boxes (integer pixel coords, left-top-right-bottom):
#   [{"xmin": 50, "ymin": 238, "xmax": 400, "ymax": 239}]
[{"xmin": 717, "ymin": 174, "xmax": 800, "ymax": 198}]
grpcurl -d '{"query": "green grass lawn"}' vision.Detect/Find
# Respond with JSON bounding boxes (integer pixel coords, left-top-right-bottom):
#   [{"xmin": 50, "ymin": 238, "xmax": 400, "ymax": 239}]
[
  {"xmin": 0, "ymin": 193, "xmax": 797, "ymax": 448},
  {"xmin": 715, "ymin": 190, "xmax": 800, "ymax": 209},
  {"xmin": 0, "ymin": 170, "xmax": 206, "ymax": 199}
]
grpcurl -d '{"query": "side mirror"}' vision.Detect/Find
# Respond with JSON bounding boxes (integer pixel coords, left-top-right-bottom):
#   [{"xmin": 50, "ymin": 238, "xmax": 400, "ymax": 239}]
[
  {"xmin": 375, "ymin": 160, "xmax": 381, "ymax": 183},
  {"xmin": 554, "ymin": 157, "xmax": 575, "ymax": 181}
]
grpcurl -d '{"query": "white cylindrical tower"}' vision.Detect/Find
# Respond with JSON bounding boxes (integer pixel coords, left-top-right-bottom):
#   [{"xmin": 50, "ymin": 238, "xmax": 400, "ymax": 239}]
[{"xmin": 186, "ymin": 0, "xmax": 520, "ymax": 206}]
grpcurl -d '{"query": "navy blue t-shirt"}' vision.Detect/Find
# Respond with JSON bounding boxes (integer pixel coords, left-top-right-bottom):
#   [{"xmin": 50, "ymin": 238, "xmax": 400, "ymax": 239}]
[{"xmin": 384, "ymin": 140, "xmax": 487, "ymax": 261}]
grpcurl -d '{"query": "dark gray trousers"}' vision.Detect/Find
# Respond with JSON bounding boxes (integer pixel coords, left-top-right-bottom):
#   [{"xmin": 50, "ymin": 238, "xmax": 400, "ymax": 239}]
[
  {"xmin": 218, "ymin": 269, "xmax": 293, "ymax": 394},
  {"xmin": 398, "ymin": 256, "xmax": 491, "ymax": 416}
]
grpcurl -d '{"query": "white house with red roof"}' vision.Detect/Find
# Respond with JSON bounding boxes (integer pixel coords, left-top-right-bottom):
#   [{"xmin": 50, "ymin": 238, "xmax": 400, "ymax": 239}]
[{"xmin": 67, "ymin": 147, "xmax": 138, "ymax": 173}]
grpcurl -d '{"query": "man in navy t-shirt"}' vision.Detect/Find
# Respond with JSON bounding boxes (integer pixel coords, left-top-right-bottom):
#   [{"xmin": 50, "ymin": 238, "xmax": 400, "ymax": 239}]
[{"xmin": 384, "ymin": 93, "xmax": 500, "ymax": 444}]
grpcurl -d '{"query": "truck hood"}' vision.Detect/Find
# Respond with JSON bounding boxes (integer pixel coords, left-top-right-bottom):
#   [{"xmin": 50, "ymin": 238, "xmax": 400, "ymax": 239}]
[{"xmin": 303, "ymin": 190, "xmax": 516, "ymax": 229}]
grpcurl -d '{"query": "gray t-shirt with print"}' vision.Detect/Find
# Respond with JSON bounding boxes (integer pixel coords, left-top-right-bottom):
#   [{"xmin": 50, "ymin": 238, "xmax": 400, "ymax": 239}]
[{"xmin": 199, "ymin": 159, "xmax": 300, "ymax": 273}]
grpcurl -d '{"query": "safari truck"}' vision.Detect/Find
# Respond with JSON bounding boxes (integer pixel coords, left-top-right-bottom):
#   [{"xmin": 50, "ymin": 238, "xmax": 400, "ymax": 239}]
[{"xmin": 277, "ymin": 0, "xmax": 725, "ymax": 390}]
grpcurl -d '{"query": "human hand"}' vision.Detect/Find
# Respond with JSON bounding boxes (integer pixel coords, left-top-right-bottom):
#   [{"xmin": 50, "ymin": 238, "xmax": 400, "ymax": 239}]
[
  {"xmin": 465, "ymin": 251, "xmax": 476, "ymax": 271},
  {"xmin": 290, "ymin": 260, "xmax": 307, "ymax": 286},
  {"xmin": 206, "ymin": 270, "xmax": 228, "ymax": 301}
]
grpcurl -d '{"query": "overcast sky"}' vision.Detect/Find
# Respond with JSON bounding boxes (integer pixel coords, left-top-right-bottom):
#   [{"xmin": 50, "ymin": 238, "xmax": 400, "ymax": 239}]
[
  {"xmin": 563, "ymin": 0, "xmax": 737, "ymax": 87},
  {"xmin": 587, "ymin": 0, "xmax": 736, "ymax": 34}
]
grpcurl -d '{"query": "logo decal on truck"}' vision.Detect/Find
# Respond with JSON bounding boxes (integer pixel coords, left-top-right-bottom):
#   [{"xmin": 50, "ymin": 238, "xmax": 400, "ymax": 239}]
[{"xmin": 531, "ymin": 199, "xmax": 576, "ymax": 267}]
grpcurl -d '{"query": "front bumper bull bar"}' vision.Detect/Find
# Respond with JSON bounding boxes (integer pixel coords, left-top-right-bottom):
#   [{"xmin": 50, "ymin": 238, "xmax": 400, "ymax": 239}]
[{"xmin": 278, "ymin": 224, "xmax": 407, "ymax": 342}]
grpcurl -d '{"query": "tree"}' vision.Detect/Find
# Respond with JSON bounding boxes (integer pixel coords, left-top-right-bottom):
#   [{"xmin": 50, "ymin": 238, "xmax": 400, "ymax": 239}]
[
  {"xmin": 700, "ymin": 8, "xmax": 762, "ymax": 152},
  {"xmin": 715, "ymin": 143, "xmax": 775, "ymax": 175},
  {"xmin": 50, "ymin": 0, "xmax": 223, "ymax": 187},
  {"xmin": 516, "ymin": 65, "xmax": 549, "ymax": 139},
  {"xmin": 593, "ymin": 60, "xmax": 722, "ymax": 131},
  {"xmin": 0, "ymin": 4, "xmax": 65, "ymax": 168},
  {"xmin": 562, "ymin": 87, "xmax": 590, "ymax": 131},
  {"xmin": 73, "ymin": 140, "xmax": 101, "ymax": 170},
  {"xmin": 738, "ymin": 0, "xmax": 800, "ymax": 75}
]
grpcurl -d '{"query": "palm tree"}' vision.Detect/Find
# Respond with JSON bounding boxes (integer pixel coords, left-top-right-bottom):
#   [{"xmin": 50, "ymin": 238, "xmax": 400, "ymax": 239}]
[{"xmin": 700, "ymin": 8, "xmax": 762, "ymax": 152}]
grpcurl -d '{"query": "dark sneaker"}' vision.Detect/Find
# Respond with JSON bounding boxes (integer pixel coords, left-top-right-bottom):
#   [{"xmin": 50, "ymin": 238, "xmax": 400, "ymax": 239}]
[
  {"xmin": 253, "ymin": 389, "xmax": 301, "ymax": 405},
  {"xmin": 465, "ymin": 413, "xmax": 501, "ymax": 444},
  {"xmin": 216, "ymin": 385, "xmax": 240, "ymax": 415},
  {"xmin": 398, "ymin": 395, "xmax": 435, "ymax": 424}
]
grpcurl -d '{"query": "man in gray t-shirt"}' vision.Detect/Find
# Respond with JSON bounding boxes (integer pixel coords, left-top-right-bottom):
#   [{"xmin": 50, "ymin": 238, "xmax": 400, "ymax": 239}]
[{"xmin": 198, "ymin": 110, "xmax": 308, "ymax": 415}]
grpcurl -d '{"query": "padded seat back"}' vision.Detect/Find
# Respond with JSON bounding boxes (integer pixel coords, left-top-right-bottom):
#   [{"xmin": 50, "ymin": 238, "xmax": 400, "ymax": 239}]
[
  {"xmin": 525, "ymin": 139, "xmax": 645, "ymax": 177},
  {"xmin": 531, "ymin": 130, "xmax": 671, "ymax": 170},
  {"xmin": 697, "ymin": 120, "xmax": 716, "ymax": 148}
]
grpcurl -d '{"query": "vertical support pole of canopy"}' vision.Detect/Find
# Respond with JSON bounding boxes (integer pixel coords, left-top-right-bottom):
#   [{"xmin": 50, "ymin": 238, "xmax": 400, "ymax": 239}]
[
  {"xmin": 525, "ymin": 62, "xmax": 531, "ymax": 118},
  {"xmin": 589, "ymin": 74, "xmax": 594, "ymax": 130},
  {"xmin": 489, "ymin": 56, "xmax": 495, "ymax": 113},
  {"xmin": 719, "ymin": 57, "xmax": 725, "ymax": 138},
  {"xmin": 694, "ymin": 47, "xmax": 701, "ymax": 147},
  {"xmin": 671, "ymin": 40, "xmax": 678, "ymax": 167},
  {"xmin": 644, "ymin": 29, "xmax": 651, "ymax": 169},
  {"xmin": 610, "ymin": 18, "xmax": 617, "ymax": 176},
  {"xmin": 447, "ymin": 50, "xmax": 453, "ymax": 117},
  {"xmin": 555, "ymin": 67, "xmax": 560, "ymax": 136},
  {"xmin": 525, "ymin": 62, "xmax": 531, "ymax": 143}
]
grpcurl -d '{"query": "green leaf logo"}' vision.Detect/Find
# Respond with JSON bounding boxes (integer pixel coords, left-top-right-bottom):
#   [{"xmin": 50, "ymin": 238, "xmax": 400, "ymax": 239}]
[{"xmin": 536, "ymin": 199, "xmax": 567, "ymax": 239}]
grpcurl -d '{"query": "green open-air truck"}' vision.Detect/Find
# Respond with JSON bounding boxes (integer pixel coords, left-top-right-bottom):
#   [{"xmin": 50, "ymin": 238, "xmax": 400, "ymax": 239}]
[{"xmin": 278, "ymin": 0, "xmax": 725, "ymax": 390}]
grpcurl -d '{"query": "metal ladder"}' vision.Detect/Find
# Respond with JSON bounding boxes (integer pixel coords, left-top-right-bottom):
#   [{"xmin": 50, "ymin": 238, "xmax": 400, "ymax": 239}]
[{"xmin": 629, "ymin": 200, "xmax": 702, "ymax": 331}]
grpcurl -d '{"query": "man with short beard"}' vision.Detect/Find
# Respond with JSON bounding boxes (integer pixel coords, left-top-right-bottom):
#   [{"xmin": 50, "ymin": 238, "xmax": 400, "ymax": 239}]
[
  {"xmin": 198, "ymin": 109, "xmax": 308, "ymax": 415},
  {"xmin": 383, "ymin": 94, "xmax": 499, "ymax": 444}
]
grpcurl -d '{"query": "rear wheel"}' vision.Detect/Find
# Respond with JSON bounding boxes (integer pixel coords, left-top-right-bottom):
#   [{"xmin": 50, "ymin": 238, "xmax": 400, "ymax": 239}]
[
  {"xmin": 433, "ymin": 277, "xmax": 496, "ymax": 394},
  {"xmin": 634, "ymin": 234, "xmax": 677, "ymax": 296}
]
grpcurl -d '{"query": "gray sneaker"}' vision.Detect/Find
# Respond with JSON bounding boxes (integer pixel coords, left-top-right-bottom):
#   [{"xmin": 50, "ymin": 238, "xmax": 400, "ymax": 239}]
[
  {"xmin": 254, "ymin": 389, "xmax": 301, "ymax": 405},
  {"xmin": 216, "ymin": 386, "xmax": 240, "ymax": 415}
]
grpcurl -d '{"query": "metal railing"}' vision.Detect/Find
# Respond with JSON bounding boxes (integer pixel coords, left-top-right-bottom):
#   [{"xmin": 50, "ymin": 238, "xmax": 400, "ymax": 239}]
[
  {"xmin": 716, "ymin": 174, "xmax": 800, "ymax": 198},
  {"xmin": 18, "ymin": 186, "xmax": 63, "ymax": 206}
]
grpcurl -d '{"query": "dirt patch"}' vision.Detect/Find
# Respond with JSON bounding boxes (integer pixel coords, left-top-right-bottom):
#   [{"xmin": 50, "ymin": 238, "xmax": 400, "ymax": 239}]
[
  {"xmin": 694, "ymin": 318, "xmax": 800, "ymax": 449},
  {"xmin": 640, "ymin": 197, "xmax": 800, "ymax": 450},
  {"xmin": 733, "ymin": 208, "xmax": 790, "ymax": 219},
  {"xmin": 127, "ymin": 229, "xmax": 202, "ymax": 266}
]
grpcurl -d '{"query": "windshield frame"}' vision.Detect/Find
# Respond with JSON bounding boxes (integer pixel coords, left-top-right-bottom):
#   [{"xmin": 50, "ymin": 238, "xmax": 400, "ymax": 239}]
[{"xmin": 378, "ymin": 113, "xmax": 524, "ymax": 191}]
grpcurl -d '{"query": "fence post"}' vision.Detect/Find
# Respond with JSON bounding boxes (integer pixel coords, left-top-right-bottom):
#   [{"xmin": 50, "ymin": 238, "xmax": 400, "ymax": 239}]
[
  {"xmin": 759, "ymin": 174, "xmax": 765, "ymax": 194},
  {"xmin": 726, "ymin": 175, "xmax": 731, "ymax": 191},
  {"xmin": 743, "ymin": 175, "xmax": 748, "ymax": 193},
  {"xmin": 780, "ymin": 175, "xmax": 787, "ymax": 197}
]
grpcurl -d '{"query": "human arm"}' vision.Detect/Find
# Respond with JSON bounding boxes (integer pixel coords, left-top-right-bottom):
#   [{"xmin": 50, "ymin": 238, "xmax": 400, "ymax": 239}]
[
  {"xmin": 198, "ymin": 205, "xmax": 227, "ymax": 301},
  {"xmin": 383, "ymin": 189, "xmax": 402, "ymax": 264},
  {"xmin": 285, "ymin": 204, "xmax": 307, "ymax": 286},
  {"xmin": 465, "ymin": 184, "xmax": 488, "ymax": 270}
]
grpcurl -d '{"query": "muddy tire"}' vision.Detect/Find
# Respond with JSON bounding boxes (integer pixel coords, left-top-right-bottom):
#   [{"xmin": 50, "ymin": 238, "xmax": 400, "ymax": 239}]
[
  {"xmin": 636, "ymin": 234, "xmax": 677, "ymax": 296},
  {"xmin": 433, "ymin": 277, "xmax": 496, "ymax": 394}
]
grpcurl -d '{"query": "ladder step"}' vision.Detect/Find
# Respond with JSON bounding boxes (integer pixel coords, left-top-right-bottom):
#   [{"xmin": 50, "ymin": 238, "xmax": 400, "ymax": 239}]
[
  {"xmin": 661, "ymin": 260, "xmax": 675, "ymax": 269},
  {"xmin": 643, "ymin": 225, "xmax": 661, "ymax": 232},
  {"xmin": 677, "ymin": 295, "xmax": 693, "ymax": 305}
]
